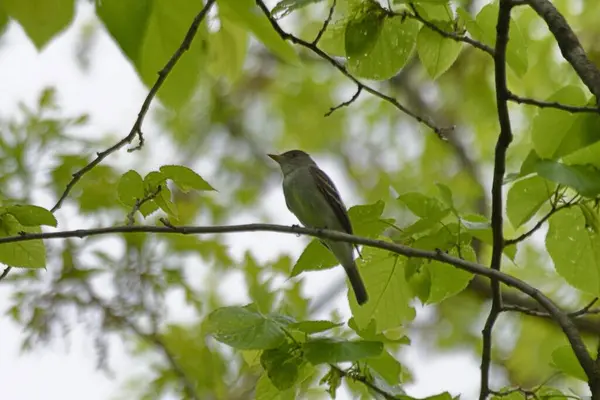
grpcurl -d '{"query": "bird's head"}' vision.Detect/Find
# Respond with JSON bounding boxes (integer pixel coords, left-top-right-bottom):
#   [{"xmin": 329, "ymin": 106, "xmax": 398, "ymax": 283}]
[{"xmin": 268, "ymin": 150, "xmax": 316, "ymax": 175}]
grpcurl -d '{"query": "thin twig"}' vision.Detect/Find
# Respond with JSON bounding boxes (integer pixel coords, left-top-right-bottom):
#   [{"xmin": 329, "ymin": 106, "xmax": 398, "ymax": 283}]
[
  {"xmin": 508, "ymin": 92, "xmax": 600, "ymax": 114},
  {"xmin": 312, "ymin": 0, "xmax": 336, "ymax": 45},
  {"xmin": 126, "ymin": 186, "xmax": 163, "ymax": 225},
  {"xmin": 0, "ymin": 220, "xmax": 596, "ymax": 382},
  {"xmin": 50, "ymin": 0, "xmax": 216, "ymax": 213},
  {"xmin": 329, "ymin": 365, "xmax": 397, "ymax": 400},
  {"xmin": 502, "ymin": 298, "xmax": 600, "ymax": 318},
  {"xmin": 254, "ymin": 0, "xmax": 450, "ymax": 139},
  {"xmin": 480, "ymin": 1, "xmax": 514, "ymax": 398},
  {"xmin": 402, "ymin": 7, "xmax": 494, "ymax": 56},
  {"xmin": 504, "ymin": 200, "xmax": 577, "ymax": 246},
  {"xmin": 325, "ymin": 87, "xmax": 362, "ymax": 116}
]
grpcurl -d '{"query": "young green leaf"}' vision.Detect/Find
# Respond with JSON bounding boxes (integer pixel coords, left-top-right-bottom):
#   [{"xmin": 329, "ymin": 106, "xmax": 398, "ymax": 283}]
[
  {"xmin": 5, "ymin": 205, "xmax": 57, "ymax": 227},
  {"xmin": 349, "ymin": 242, "xmax": 416, "ymax": 332},
  {"xmin": 398, "ymin": 192, "xmax": 449, "ymax": 220},
  {"xmin": 206, "ymin": 305, "xmax": 288, "ymax": 350},
  {"xmin": 550, "ymin": 345, "xmax": 588, "ymax": 381},
  {"xmin": 426, "ymin": 246, "xmax": 474, "ymax": 303},
  {"xmin": 159, "ymin": 165, "xmax": 215, "ymax": 192},
  {"xmin": 260, "ymin": 344, "xmax": 303, "ymax": 390},
  {"xmin": 289, "ymin": 320, "xmax": 343, "ymax": 334},
  {"xmin": 348, "ymin": 200, "xmax": 393, "ymax": 238},
  {"xmin": 535, "ymin": 160, "xmax": 600, "ymax": 197},
  {"xmin": 272, "ymin": 0, "xmax": 323, "ymax": 19},
  {"xmin": 290, "ymin": 240, "xmax": 338, "ymax": 277},
  {"xmin": 506, "ymin": 176, "xmax": 554, "ymax": 229},
  {"xmin": 417, "ymin": 23, "xmax": 462, "ymax": 79},
  {"xmin": 117, "ymin": 170, "xmax": 144, "ymax": 207},
  {"xmin": 302, "ymin": 338, "xmax": 383, "ymax": 364},
  {"xmin": 344, "ymin": 5, "xmax": 385, "ymax": 59},
  {"xmin": 547, "ymin": 207, "xmax": 600, "ymax": 295},
  {"xmin": 0, "ymin": 215, "xmax": 46, "ymax": 268}
]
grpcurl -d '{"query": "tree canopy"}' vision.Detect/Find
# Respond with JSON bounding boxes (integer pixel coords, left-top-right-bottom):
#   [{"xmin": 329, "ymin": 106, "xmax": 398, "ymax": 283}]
[{"xmin": 2, "ymin": 0, "xmax": 600, "ymax": 399}]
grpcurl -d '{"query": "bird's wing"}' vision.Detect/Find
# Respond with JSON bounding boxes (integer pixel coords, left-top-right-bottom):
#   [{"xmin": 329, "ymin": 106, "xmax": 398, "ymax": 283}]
[{"xmin": 309, "ymin": 165, "xmax": 353, "ymax": 235}]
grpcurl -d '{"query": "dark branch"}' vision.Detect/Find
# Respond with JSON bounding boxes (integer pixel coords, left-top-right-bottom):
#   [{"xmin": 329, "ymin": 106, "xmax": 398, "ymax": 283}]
[
  {"xmin": 254, "ymin": 0, "xmax": 450, "ymax": 139},
  {"xmin": 480, "ymin": 1, "xmax": 514, "ymax": 398},
  {"xmin": 325, "ymin": 87, "xmax": 362, "ymax": 117},
  {"xmin": 508, "ymin": 92, "xmax": 600, "ymax": 114},
  {"xmin": 312, "ymin": 0, "xmax": 336, "ymax": 45},
  {"xmin": 329, "ymin": 364, "xmax": 396, "ymax": 400},
  {"xmin": 525, "ymin": 0, "xmax": 600, "ymax": 100},
  {"xmin": 0, "ymin": 221, "xmax": 596, "ymax": 382},
  {"xmin": 402, "ymin": 7, "xmax": 494, "ymax": 56},
  {"xmin": 502, "ymin": 298, "xmax": 599, "ymax": 318},
  {"xmin": 50, "ymin": 0, "xmax": 216, "ymax": 213}
]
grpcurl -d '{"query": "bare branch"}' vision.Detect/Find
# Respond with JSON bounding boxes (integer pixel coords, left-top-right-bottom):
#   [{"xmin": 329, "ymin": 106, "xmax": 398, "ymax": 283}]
[
  {"xmin": 480, "ymin": 1, "xmax": 514, "ymax": 398},
  {"xmin": 312, "ymin": 0, "xmax": 336, "ymax": 46},
  {"xmin": 0, "ymin": 220, "xmax": 596, "ymax": 384},
  {"xmin": 526, "ymin": 0, "xmax": 600, "ymax": 100},
  {"xmin": 50, "ymin": 0, "xmax": 216, "ymax": 213},
  {"xmin": 508, "ymin": 92, "xmax": 600, "ymax": 114},
  {"xmin": 402, "ymin": 7, "xmax": 494, "ymax": 56},
  {"xmin": 325, "ymin": 87, "xmax": 362, "ymax": 117},
  {"xmin": 254, "ymin": 0, "xmax": 450, "ymax": 139}
]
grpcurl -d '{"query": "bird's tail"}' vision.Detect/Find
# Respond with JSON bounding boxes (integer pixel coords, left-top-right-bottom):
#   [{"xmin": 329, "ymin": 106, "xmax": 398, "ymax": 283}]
[{"xmin": 344, "ymin": 262, "xmax": 368, "ymax": 305}]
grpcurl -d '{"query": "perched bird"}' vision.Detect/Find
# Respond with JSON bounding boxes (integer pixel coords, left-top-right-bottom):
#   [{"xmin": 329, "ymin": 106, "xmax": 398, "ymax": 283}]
[{"xmin": 268, "ymin": 150, "xmax": 368, "ymax": 305}]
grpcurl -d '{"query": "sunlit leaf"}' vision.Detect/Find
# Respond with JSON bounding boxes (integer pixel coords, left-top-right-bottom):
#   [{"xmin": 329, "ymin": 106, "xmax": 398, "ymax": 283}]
[
  {"xmin": 507, "ymin": 176, "xmax": 554, "ymax": 229},
  {"xmin": 302, "ymin": 338, "xmax": 383, "ymax": 364},
  {"xmin": 5, "ymin": 205, "xmax": 57, "ymax": 227}
]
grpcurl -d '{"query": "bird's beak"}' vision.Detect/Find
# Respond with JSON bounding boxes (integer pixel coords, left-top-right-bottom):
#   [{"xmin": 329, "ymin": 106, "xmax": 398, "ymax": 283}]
[{"xmin": 267, "ymin": 153, "xmax": 282, "ymax": 163}]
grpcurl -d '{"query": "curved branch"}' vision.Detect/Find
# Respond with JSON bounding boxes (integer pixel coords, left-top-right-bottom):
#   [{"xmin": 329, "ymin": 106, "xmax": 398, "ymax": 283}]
[
  {"xmin": 51, "ymin": 0, "xmax": 216, "ymax": 213},
  {"xmin": 526, "ymin": 0, "xmax": 600, "ymax": 100},
  {"xmin": 0, "ymin": 221, "xmax": 596, "ymax": 384}
]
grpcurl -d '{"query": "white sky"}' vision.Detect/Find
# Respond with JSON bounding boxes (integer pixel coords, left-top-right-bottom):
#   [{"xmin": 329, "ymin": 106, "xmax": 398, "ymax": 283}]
[{"xmin": 0, "ymin": 2, "xmax": 482, "ymax": 399}]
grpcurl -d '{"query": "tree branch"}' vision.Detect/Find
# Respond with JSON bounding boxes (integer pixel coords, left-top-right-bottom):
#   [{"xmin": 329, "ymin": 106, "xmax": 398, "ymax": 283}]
[
  {"xmin": 254, "ymin": 0, "xmax": 450, "ymax": 139},
  {"xmin": 508, "ymin": 92, "xmax": 600, "ymax": 114},
  {"xmin": 0, "ymin": 221, "xmax": 596, "ymax": 385},
  {"xmin": 525, "ymin": 0, "xmax": 600, "ymax": 100},
  {"xmin": 329, "ymin": 364, "xmax": 396, "ymax": 400},
  {"xmin": 50, "ymin": 0, "xmax": 216, "ymax": 213},
  {"xmin": 480, "ymin": 2, "xmax": 514, "ymax": 398}
]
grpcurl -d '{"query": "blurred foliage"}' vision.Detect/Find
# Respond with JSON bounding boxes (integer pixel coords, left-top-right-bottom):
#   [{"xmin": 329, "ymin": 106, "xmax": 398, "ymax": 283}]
[{"xmin": 2, "ymin": 0, "xmax": 600, "ymax": 398}]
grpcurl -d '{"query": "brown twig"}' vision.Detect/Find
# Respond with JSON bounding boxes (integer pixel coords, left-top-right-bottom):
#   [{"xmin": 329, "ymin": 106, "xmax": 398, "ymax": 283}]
[
  {"xmin": 329, "ymin": 364, "xmax": 397, "ymax": 400},
  {"xmin": 312, "ymin": 0, "xmax": 336, "ymax": 45},
  {"xmin": 325, "ymin": 87, "xmax": 362, "ymax": 117},
  {"xmin": 254, "ymin": 0, "xmax": 450, "ymax": 139},
  {"xmin": 126, "ymin": 186, "xmax": 163, "ymax": 225},
  {"xmin": 50, "ymin": 0, "xmax": 216, "ymax": 214},
  {"xmin": 508, "ymin": 92, "xmax": 600, "ymax": 114},
  {"xmin": 480, "ymin": 1, "xmax": 514, "ymax": 398}
]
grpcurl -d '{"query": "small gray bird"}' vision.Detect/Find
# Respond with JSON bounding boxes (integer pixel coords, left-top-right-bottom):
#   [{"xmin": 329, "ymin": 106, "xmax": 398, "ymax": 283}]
[{"xmin": 268, "ymin": 150, "xmax": 368, "ymax": 305}]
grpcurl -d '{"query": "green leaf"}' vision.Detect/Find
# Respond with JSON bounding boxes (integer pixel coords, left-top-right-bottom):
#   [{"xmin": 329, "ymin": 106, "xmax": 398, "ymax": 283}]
[
  {"xmin": 347, "ymin": 14, "xmax": 418, "ymax": 80},
  {"xmin": 398, "ymin": 192, "xmax": 449, "ymax": 219},
  {"xmin": 535, "ymin": 160, "xmax": 600, "ymax": 197},
  {"xmin": 460, "ymin": 214, "xmax": 517, "ymax": 260},
  {"xmin": 348, "ymin": 318, "xmax": 410, "ymax": 344},
  {"xmin": 417, "ymin": 23, "xmax": 462, "ymax": 79},
  {"xmin": 97, "ymin": 0, "xmax": 207, "ymax": 108},
  {"xmin": 144, "ymin": 171, "xmax": 167, "ymax": 192},
  {"xmin": 344, "ymin": 4, "xmax": 385, "ymax": 59},
  {"xmin": 5, "ymin": 205, "xmax": 57, "ymax": 227},
  {"xmin": 154, "ymin": 185, "xmax": 178, "ymax": 218},
  {"xmin": 0, "ymin": 215, "xmax": 46, "ymax": 268},
  {"xmin": 348, "ymin": 200, "xmax": 392, "ymax": 238},
  {"xmin": 349, "ymin": 242, "xmax": 416, "ymax": 332},
  {"xmin": 272, "ymin": 0, "xmax": 324, "ymax": 19},
  {"xmin": 289, "ymin": 320, "xmax": 343, "ymax": 334},
  {"xmin": 302, "ymin": 339, "xmax": 383, "ymax": 364},
  {"xmin": 366, "ymin": 350, "xmax": 404, "ymax": 385},
  {"xmin": 426, "ymin": 246, "xmax": 474, "ymax": 303},
  {"xmin": 530, "ymin": 86, "xmax": 589, "ymax": 159},
  {"xmin": 435, "ymin": 183, "xmax": 455, "ymax": 211},
  {"xmin": 550, "ymin": 345, "xmax": 587, "ymax": 381},
  {"xmin": 3, "ymin": 0, "xmax": 75, "ymax": 49},
  {"xmin": 219, "ymin": 0, "xmax": 298, "ymax": 64},
  {"xmin": 507, "ymin": 176, "xmax": 554, "ymax": 228},
  {"xmin": 290, "ymin": 240, "xmax": 338, "ymax": 277},
  {"xmin": 118, "ymin": 170, "xmax": 145, "ymax": 207},
  {"xmin": 206, "ymin": 305, "xmax": 287, "ymax": 350},
  {"xmin": 465, "ymin": 3, "xmax": 528, "ymax": 76},
  {"xmin": 547, "ymin": 207, "xmax": 600, "ymax": 296},
  {"xmin": 207, "ymin": 16, "xmax": 248, "ymax": 83},
  {"xmin": 160, "ymin": 165, "xmax": 215, "ymax": 192},
  {"xmin": 260, "ymin": 344, "xmax": 303, "ymax": 390}
]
